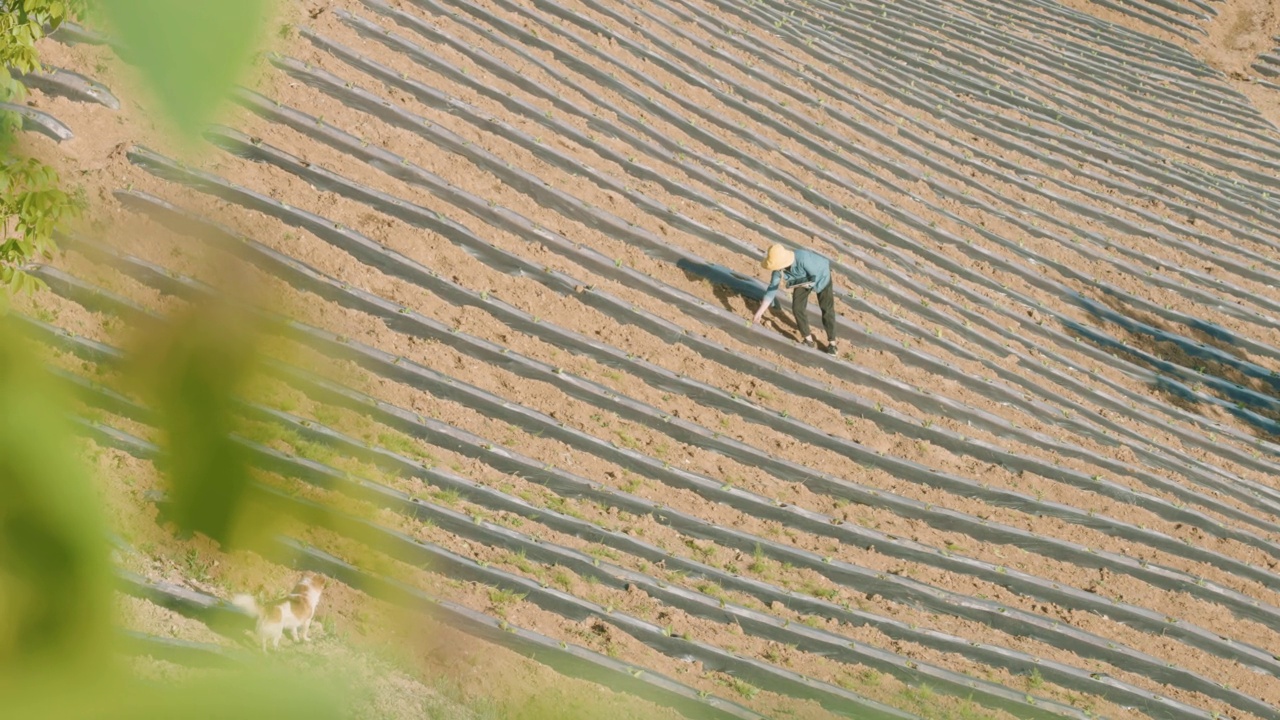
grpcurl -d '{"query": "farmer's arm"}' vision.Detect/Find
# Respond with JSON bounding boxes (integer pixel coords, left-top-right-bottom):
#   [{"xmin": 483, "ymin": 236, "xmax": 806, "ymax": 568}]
[{"xmin": 752, "ymin": 271, "xmax": 783, "ymax": 324}]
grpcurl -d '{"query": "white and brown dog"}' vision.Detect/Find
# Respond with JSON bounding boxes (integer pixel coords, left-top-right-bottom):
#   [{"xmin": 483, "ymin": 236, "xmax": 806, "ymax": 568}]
[{"xmin": 232, "ymin": 571, "xmax": 327, "ymax": 651}]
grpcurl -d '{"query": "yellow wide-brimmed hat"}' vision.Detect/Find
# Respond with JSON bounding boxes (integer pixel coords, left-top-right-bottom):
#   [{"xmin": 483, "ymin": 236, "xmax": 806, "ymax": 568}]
[{"xmin": 761, "ymin": 244, "xmax": 794, "ymax": 271}]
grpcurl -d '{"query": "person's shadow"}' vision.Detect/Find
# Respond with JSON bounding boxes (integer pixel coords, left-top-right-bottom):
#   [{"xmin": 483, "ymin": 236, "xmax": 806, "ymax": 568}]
[{"xmin": 677, "ymin": 258, "xmax": 802, "ymax": 340}]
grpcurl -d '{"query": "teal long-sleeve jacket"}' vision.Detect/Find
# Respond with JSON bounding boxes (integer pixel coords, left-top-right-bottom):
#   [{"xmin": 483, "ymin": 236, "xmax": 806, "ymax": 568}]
[{"xmin": 761, "ymin": 248, "xmax": 832, "ymax": 307}]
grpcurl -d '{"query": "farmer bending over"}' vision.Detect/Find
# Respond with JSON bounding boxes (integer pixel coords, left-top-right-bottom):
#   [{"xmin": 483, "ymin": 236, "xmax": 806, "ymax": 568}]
[{"xmin": 752, "ymin": 243, "xmax": 839, "ymax": 355}]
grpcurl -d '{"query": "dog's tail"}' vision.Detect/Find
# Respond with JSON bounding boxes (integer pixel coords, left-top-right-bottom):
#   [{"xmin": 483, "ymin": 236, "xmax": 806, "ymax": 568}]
[{"xmin": 231, "ymin": 594, "xmax": 260, "ymax": 617}]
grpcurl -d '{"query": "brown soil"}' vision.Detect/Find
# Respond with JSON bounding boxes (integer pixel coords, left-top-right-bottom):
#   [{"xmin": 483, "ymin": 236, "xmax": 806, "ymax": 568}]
[
  {"xmin": 15, "ymin": 0, "xmax": 1280, "ymax": 718},
  {"xmin": 1202, "ymin": 0, "xmax": 1280, "ymax": 75},
  {"xmin": 1050, "ymin": 0, "xmax": 1280, "ymax": 128},
  {"xmin": 39, "ymin": 250, "xmax": 1271, "ymax": 718}
]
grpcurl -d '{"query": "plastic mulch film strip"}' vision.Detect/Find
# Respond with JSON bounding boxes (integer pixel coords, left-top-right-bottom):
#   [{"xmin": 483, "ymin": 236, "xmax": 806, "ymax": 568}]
[
  {"xmin": 64, "ymin": 345, "xmax": 1203, "ymax": 712},
  {"xmin": 46, "ymin": 20, "xmax": 110, "ymax": 46},
  {"xmin": 327, "ymin": 0, "xmax": 1280, "ymax": 486},
  {"xmin": 419, "ymin": 0, "xmax": 1269, "ymax": 229},
  {"xmin": 1065, "ymin": 0, "xmax": 1210, "ymax": 38},
  {"xmin": 1061, "ymin": 317, "xmax": 1280, "ymax": 436},
  {"xmin": 89, "ymin": 419, "xmax": 914, "ymax": 720},
  {"xmin": 119, "ymin": 145, "xmax": 1280, "ymax": 588},
  {"xmin": 1071, "ymin": 291, "xmax": 1280, "ymax": 408},
  {"xmin": 110, "ymin": 538, "xmax": 766, "ymax": 720},
  {"xmin": 36, "ymin": 262, "xmax": 1280, "ymax": 683},
  {"xmin": 1009, "ymin": 5, "xmax": 1206, "ymax": 76},
  {"xmin": 959, "ymin": 0, "xmax": 1252, "ymax": 102},
  {"xmin": 166, "ymin": 122, "xmax": 1280, "ymax": 553},
  {"xmin": 685, "ymin": 0, "xmax": 1280, "ymax": 227},
  {"xmin": 968, "ymin": 0, "xmax": 1205, "ymax": 75},
  {"xmin": 27, "ymin": 276, "xmax": 1280, "ymax": 718},
  {"xmin": 85, "ymin": 0, "xmax": 1280, "ymax": 504},
  {"xmin": 58, "ymin": 221, "xmax": 1280, "ymax": 637},
  {"xmin": 1087, "ymin": 279, "xmax": 1280, "ymax": 372},
  {"xmin": 55, "ymin": 222, "xmax": 1280, "ymax": 627},
  {"xmin": 324, "ymin": 0, "xmax": 1280, "ymax": 495},
  {"xmin": 1057, "ymin": 0, "xmax": 1209, "ymax": 41},
  {"xmin": 882, "ymin": 0, "xmax": 1222, "ymax": 115},
  {"xmin": 497, "ymin": 0, "xmax": 1280, "ymax": 219},
  {"xmin": 84, "ymin": 383, "xmax": 1081, "ymax": 719},
  {"xmin": 578, "ymin": 0, "xmax": 1280, "ymax": 316},
  {"xmin": 262, "ymin": 41, "xmax": 1190, "ymax": 462},
  {"xmin": 1255, "ymin": 49, "xmax": 1280, "ymax": 78},
  {"xmin": 624, "ymin": 0, "xmax": 1268, "ymax": 180},
  {"xmin": 382, "ymin": 0, "xmax": 1278, "ymax": 259},
  {"xmin": 115, "ymin": 569, "xmax": 256, "ymax": 640},
  {"xmin": 656, "ymin": 0, "xmax": 1280, "ymax": 238},
  {"xmin": 12, "ymin": 65, "xmax": 120, "ymax": 109},
  {"xmin": 117, "ymin": 629, "xmax": 247, "ymax": 668},
  {"xmin": 820, "ymin": 0, "xmax": 1221, "ymax": 131},
  {"xmin": 708, "ymin": 0, "xmax": 1280, "ymax": 260},
  {"xmin": 581, "ymin": 0, "xmax": 1280, "ymax": 443},
  {"xmin": 0, "ymin": 101, "xmax": 74, "ymax": 142},
  {"xmin": 289, "ymin": 20, "xmax": 1185, "ymax": 447},
  {"xmin": 100, "ymin": 191, "xmax": 1280, "ymax": 617},
  {"xmin": 550, "ymin": 0, "xmax": 1280, "ymax": 450},
  {"xmin": 743, "ymin": 0, "xmax": 1278, "ymax": 190},
  {"xmin": 42, "ymin": 242, "xmax": 1280, "ymax": 717},
  {"xmin": 335, "ymin": 3, "xmax": 1280, "ymax": 488},
  {"xmin": 591, "ymin": 0, "xmax": 1280, "ymax": 288},
  {"xmin": 65, "ymin": 364, "xmax": 1268, "ymax": 720}
]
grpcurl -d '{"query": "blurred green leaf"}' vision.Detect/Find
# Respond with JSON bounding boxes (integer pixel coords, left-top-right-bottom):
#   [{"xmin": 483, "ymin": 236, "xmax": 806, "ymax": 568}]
[
  {"xmin": 95, "ymin": 0, "xmax": 274, "ymax": 140},
  {"xmin": 127, "ymin": 297, "xmax": 264, "ymax": 547},
  {"xmin": 0, "ymin": 317, "xmax": 112, "ymax": 671},
  {"xmin": 7, "ymin": 661, "xmax": 350, "ymax": 720}
]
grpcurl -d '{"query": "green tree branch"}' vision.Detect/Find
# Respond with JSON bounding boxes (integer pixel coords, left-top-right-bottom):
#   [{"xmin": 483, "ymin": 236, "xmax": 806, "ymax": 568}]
[{"xmin": 0, "ymin": 0, "xmax": 88, "ymax": 309}]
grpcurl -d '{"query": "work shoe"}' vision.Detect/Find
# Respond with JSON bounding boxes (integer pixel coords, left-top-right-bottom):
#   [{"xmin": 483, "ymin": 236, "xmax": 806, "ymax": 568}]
[{"xmin": 824, "ymin": 341, "xmax": 839, "ymax": 356}]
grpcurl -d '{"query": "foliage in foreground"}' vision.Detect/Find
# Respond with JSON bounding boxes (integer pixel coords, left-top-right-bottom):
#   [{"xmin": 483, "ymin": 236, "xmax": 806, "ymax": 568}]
[
  {"xmin": 0, "ymin": 314, "xmax": 355, "ymax": 720},
  {"xmin": 0, "ymin": 0, "xmax": 88, "ymax": 307},
  {"xmin": 0, "ymin": 4, "xmax": 360, "ymax": 718}
]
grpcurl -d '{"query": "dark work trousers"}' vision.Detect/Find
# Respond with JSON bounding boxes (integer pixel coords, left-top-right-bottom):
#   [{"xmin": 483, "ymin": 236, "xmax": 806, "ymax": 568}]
[{"xmin": 792, "ymin": 283, "xmax": 836, "ymax": 341}]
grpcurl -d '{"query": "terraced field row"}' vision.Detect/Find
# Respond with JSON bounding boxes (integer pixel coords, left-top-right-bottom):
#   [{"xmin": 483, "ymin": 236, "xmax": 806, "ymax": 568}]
[{"xmin": 18, "ymin": 0, "xmax": 1280, "ymax": 718}]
